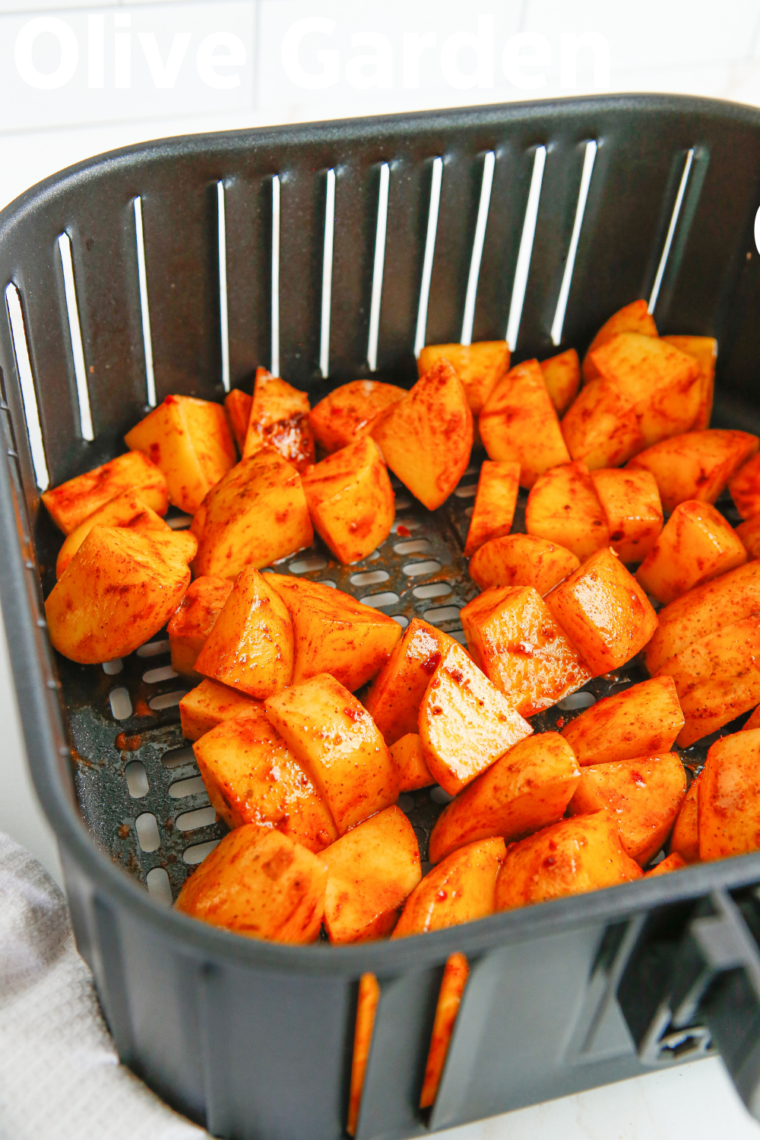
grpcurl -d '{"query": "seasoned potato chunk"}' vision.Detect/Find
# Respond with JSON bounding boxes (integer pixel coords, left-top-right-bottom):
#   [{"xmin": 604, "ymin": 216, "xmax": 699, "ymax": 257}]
[
  {"xmin": 560, "ymin": 676, "xmax": 684, "ymax": 766},
  {"xmin": 418, "ymin": 341, "xmax": 510, "ymax": 414},
  {"xmin": 144, "ymin": 529, "xmax": 197, "ymax": 567},
  {"xmin": 46, "ymin": 527, "xmax": 189, "ymax": 664},
  {"xmin": 125, "ymin": 394, "xmax": 236, "ymax": 514},
  {"xmin": 463, "ymin": 460, "xmax": 520, "ymax": 557},
  {"xmin": 540, "ymin": 348, "xmax": 580, "ymax": 416},
  {"xmin": 699, "ymin": 730, "xmax": 760, "ymax": 861},
  {"xmin": 393, "ymin": 837, "xmax": 505, "ymax": 937},
  {"xmin": 168, "ymin": 575, "xmax": 232, "ymax": 678},
  {"xmin": 192, "ymin": 451, "xmax": 312, "ymax": 579},
  {"xmin": 736, "ymin": 513, "xmax": 760, "ymax": 559},
  {"xmin": 582, "ymin": 300, "xmax": 658, "ymax": 386},
  {"xmin": 590, "ymin": 467, "xmax": 663, "ymax": 564},
  {"xmin": 495, "ymin": 813, "xmax": 642, "ymax": 910},
  {"xmin": 469, "ymin": 534, "xmax": 579, "ymax": 595},
  {"xmin": 194, "ymin": 706, "xmax": 336, "ymax": 850},
  {"xmin": 267, "ymin": 575, "xmax": 401, "ymax": 691},
  {"xmin": 561, "ymin": 377, "xmax": 644, "ymax": 469},
  {"xmin": 363, "ymin": 618, "xmax": 458, "ymax": 744},
  {"xmin": 242, "ymin": 368, "xmax": 314, "ymax": 472},
  {"xmin": 309, "ymin": 380, "xmax": 406, "ymax": 454},
  {"xmin": 745, "ymin": 706, "xmax": 760, "ymax": 732},
  {"xmin": 348, "ymin": 974, "xmax": 380, "ymax": 1136},
  {"xmin": 636, "ymin": 501, "xmax": 747, "ymax": 605},
  {"xmin": 646, "ymin": 853, "xmax": 687, "ymax": 877},
  {"xmin": 670, "ymin": 775, "xmax": 700, "ymax": 864},
  {"xmin": 479, "ymin": 360, "xmax": 570, "ymax": 487},
  {"xmin": 55, "ymin": 489, "xmax": 171, "ymax": 578},
  {"xmin": 429, "ymin": 733, "xmax": 580, "ymax": 863},
  {"xmin": 175, "ymin": 825, "xmax": 326, "ymax": 943},
  {"xmin": 419, "ymin": 954, "xmax": 469, "ymax": 1111},
  {"xmin": 372, "ymin": 359, "xmax": 472, "ymax": 510},
  {"xmin": 390, "ymin": 733, "xmax": 434, "ymax": 791},
  {"xmin": 546, "ymin": 547, "xmax": 658, "ymax": 676},
  {"xmin": 525, "ymin": 461, "xmax": 609, "ymax": 561},
  {"xmin": 568, "ymin": 752, "xmax": 686, "ymax": 865},
  {"xmin": 661, "ymin": 335, "xmax": 717, "ymax": 431},
  {"xmin": 322, "ymin": 806, "xmax": 420, "ymax": 943},
  {"xmin": 42, "ymin": 451, "xmax": 168, "ymax": 534},
  {"xmin": 730, "ymin": 452, "xmax": 760, "ymax": 521},
  {"xmin": 301, "ymin": 436, "xmax": 394, "ymax": 563},
  {"xmin": 419, "ymin": 642, "xmax": 532, "ymax": 795},
  {"xmin": 194, "ymin": 567, "xmax": 294, "ymax": 699},
  {"xmin": 461, "ymin": 585, "xmax": 591, "ymax": 716},
  {"xmin": 224, "ymin": 388, "xmax": 252, "ymax": 452},
  {"xmin": 629, "ymin": 429, "xmax": 758, "ymax": 513},
  {"xmin": 179, "ymin": 678, "xmax": 259, "ymax": 742},
  {"xmin": 265, "ymin": 673, "xmax": 399, "ymax": 833}
]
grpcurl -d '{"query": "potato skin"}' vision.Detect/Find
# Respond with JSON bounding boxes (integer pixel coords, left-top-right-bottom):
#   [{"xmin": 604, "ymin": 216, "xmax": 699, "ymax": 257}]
[
  {"xmin": 560, "ymin": 676, "xmax": 684, "ymax": 766},
  {"xmin": 42, "ymin": 451, "xmax": 168, "ymax": 535},
  {"xmin": 630, "ymin": 429, "xmax": 757, "ymax": 514},
  {"xmin": 301, "ymin": 436, "xmax": 394, "ymax": 563},
  {"xmin": 363, "ymin": 618, "xmax": 457, "ymax": 744},
  {"xmin": 699, "ymin": 729, "xmax": 760, "ymax": 861},
  {"xmin": 469, "ymin": 533, "xmax": 579, "ymax": 596},
  {"xmin": 168, "ymin": 575, "xmax": 233, "ymax": 678},
  {"xmin": 463, "ymin": 460, "xmax": 520, "ymax": 558},
  {"xmin": 310, "ymin": 380, "xmax": 406, "ymax": 453},
  {"xmin": 56, "ymin": 489, "xmax": 171, "ymax": 578},
  {"xmin": 392, "ymin": 837, "xmax": 505, "ymax": 937},
  {"xmin": 636, "ymin": 501, "xmax": 747, "ymax": 605}
]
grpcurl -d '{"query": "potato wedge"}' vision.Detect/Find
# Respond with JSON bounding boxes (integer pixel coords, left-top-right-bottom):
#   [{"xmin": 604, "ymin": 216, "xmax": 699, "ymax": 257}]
[
  {"xmin": 179, "ymin": 678, "xmax": 259, "ymax": 742},
  {"xmin": 175, "ymin": 825, "xmax": 326, "ymax": 943},
  {"xmin": 363, "ymin": 618, "xmax": 458, "ymax": 744},
  {"xmin": 142, "ymin": 529, "xmax": 197, "ymax": 567},
  {"xmin": 636, "ymin": 501, "xmax": 747, "ymax": 605},
  {"xmin": 192, "ymin": 451, "xmax": 313, "ymax": 579},
  {"xmin": 224, "ymin": 388, "xmax": 252, "ymax": 452},
  {"xmin": 495, "ymin": 812, "xmax": 643, "ymax": 910},
  {"xmin": 469, "ymin": 534, "xmax": 579, "ymax": 595},
  {"xmin": 372, "ymin": 359, "xmax": 473, "ymax": 510},
  {"xmin": 560, "ymin": 676, "xmax": 684, "ymax": 766},
  {"xmin": 267, "ymin": 574, "xmax": 401, "ymax": 692},
  {"xmin": 429, "ymin": 733, "xmax": 580, "ymax": 863},
  {"xmin": 546, "ymin": 547, "xmax": 658, "ymax": 676},
  {"xmin": 670, "ymin": 775, "xmax": 700, "ymax": 863},
  {"xmin": 418, "ymin": 341, "xmax": 510, "ymax": 415},
  {"xmin": 661, "ymin": 335, "xmax": 717, "ymax": 432},
  {"xmin": 42, "ymin": 451, "xmax": 168, "ymax": 534},
  {"xmin": 46, "ymin": 527, "xmax": 190, "ymax": 664},
  {"xmin": 463, "ymin": 460, "xmax": 520, "ymax": 557},
  {"xmin": 567, "ymin": 752, "xmax": 686, "ymax": 865},
  {"xmin": 392, "ymin": 837, "xmax": 505, "ymax": 937},
  {"xmin": 699, "ymin": 729, "xmax": 760, "ymax": 860},
  {"xmin": 730, "ymin": 452, "xmax": 760, "ymax": 521},
  {"xmin": 629, "ymin": 429, "xmax": 759, "ymax": 513},
  {"xmin": 125, "ymin": 394, "xmax": 236, "ymax": 514},
  {"xmin": 461, "ymin": 585, "xmax": 591, "ymax": 717},
  {"xmin": 540, "ymin": 348, "xmax": 580, "ymax": 416},
  {"xmin": 322, "ymin": 806, "xmax": 420, "ymax": 943},
  {"xmin": 525, "ymin": 461, "xmax": 609, "ymax": 561},
  {"xmin": 301, "ymin": 436, "xmax": 394, "ymax": 563},
  {"xmin": 309, "ymin": 380, "xmax": 406, "ymax": 454},
  {"xmin": 390, "ymin": 733, "xmax": 434, "ymax": 791},
  {"xmin": 654, "ymin": 614, "xmax": 760, "ymax": 701},
  {"xmin": 348, "ymin": 974, "xmax": 380, "ymax": 1136},
  {"xmin": 582, "ymin": 301, "xmax": 658, "ymax": 386},
  {"xmin": 242, "ymin": 367, "xmax": 314, "ymax": 471},
  {"xmin": 736, "ymin": 513, "xmax": 760, "ymax": 559},
  {"xmin": 419, "ymin": 954, "xmax": 469, "ymax": 1110},
  {"xmin": 265, "ymin": 673, "xmax": 399, "ymax": 833},
  {"xmin": 194, "ymin": 706, "xmax": 336, "ymax": 850},
  {"xmin": 168, "ymin": 575, "xmax": 233, "ymax": 678},
  {"xmin": 561, "ymin": 376, "xmax": 645, "ymax": 469},
  {"xmin": 677, "ymin": 672, "xmax": 760, "ymax": 748},
  {"xmin": 590, "ymin": 467, "xmax": 663, "ymax": 564},
  {"xmin": 419, "ymin": 641, "xmax": 532, "ymax": 795},
  {"xmin": 646, "ymin": 852, "xmax": 687, "ymax": 877},
  {"xmin": 55, "ymin": 489, "xmax": 171, "ymax": 578},
  {"xmin": 479, "ymin": 360, "xmax": 571, "ymax": 487}
]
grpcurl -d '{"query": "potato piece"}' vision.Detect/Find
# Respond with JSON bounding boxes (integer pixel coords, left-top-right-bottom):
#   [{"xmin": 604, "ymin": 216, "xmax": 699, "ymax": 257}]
[
  {"xmin": 194, "ymin": 567, "xmax": 293, "ymax": 699},
  {"xmin": 267, "ymin": 574, "xmax": 401, "ymax": 692},
  {"xmin": 469, "ymin": 534, "xmax": 579, "ymax": 595},
  {"xmin": 670, "ymin": 776, "xmax": 700, "ymax": 863},
  {"xmin": 429, "ymin": 733, "xmax": 580, "ymax": 863},
  {"xmin": 390, "ymin": 733, "xmax": 434, "ymax": 791},
  {"xmin": 363, "ymin": 618, "xmax": 458, "ymax": 744},
  {"xmin": 309, "ymin": 380, "xmax": 406, "ymax": 454},
  {"xmin": 179, "ymin": 678, "xmax": 259, "ymax": 742},
  {"xmin": 730, "ymin": 453, "xmax": 760, "ymax": 521},
  {"xmin": 655, "ymin": 614, "xmax": 760, "ymax": 700},
  {"xmin": 56, "ymin": 490, "xmax": 171, "ymax": 578},
  {"xmin": 746, "ymin": 706, "xmax": 760, "ymax": 732},
  {"xmin": 419, "ymin": 954, "xmax": 469, "ymax": 1111},
  {"xmin": 175, "ymin": 825, "xmax": 326, "ymax": 943},
  {"xmin": 265, "ymin": 673, "xmax": 399, "ymax": 833},
  {"xmin": 495, "ymin": 812, "xmax": 643, "ymax": 910},
  {"xmin": 241, "ymin": 367, "xmax": 314, "ymax": 471},
  {"xmin": 568, "ymin": 752, "xmax": 686, "ymax": 865},
  {"xmin": 560, "ymin": 676, "xmax": 684, "ymax": 766},
  {"xmin": 590, "ymin": 468, "xmax": 663, "ymax": 564},
  {"xmin": 736, "ymin": 513, "xmax": 760, "ymax": 559},
  {"xmin": 646, "ymin": 852, "xmax": 687, "ymax": 877},
  {"xmin": 629, "ymin": 429, "xmax": 758, "ymax": 513},
  {"xmin": 125, "ymin": 395, "xmax": 235, "ymax": 514},
  {"xmin": 224, "ymin": 388, "xmax": 252, "ymax": 452},
  {"xmin": 677, "ymin": 672, "xmax": 760, "ymax": 748},
  {"xmin": 637, "ymin": 501, "xmax": 747, "ymax": 605},
  {"xmin": 525, "ymin": 461, "xmax": 609, "ymax": 561},
  {"xmin": 322, "ymin": 807, "xmax": 420, "ymax": 943},
  {"xmin": 348, "ymin": 974, "xmax": 380, "ymax": 1136},
  {"xmin": 661, "ymin": 335, "xmax": 717, "ymax": 431},
  {"xmin": 392, "ymin": 838, "xmax": 505, "ymax": 937},
  {"xmin": 562, "ymin": 376, "xmax": 645, "ymax": 470},
  {"xmin": 372, "ymin": 359, "xmax": 472, "ymax": 510},
  {"xmin": 699, "ymin": 729, "xmax": 760, "ymax": 860},
  {"xmin": 463, "ymin": 460, "xmax": 520, "ymax": 557},
  {"xmin": 42, "ymin": 451, "xmax": 168, "ymax": 535},
  {"xmin": 547, "ymin": 547, "xmax": 658, "ymax": 676},
  {"xmin": 540, "ymin": 348, "xmax": 580, "ymax": 416},
  {"xmin": 461, "ymin": 586, "xmax": 591, "ymax": 716},
  {"xmin": 582, "ymin": 300, "xmax": 658, "ymax": 386},
  {"xmin": 418, "ymin": 341, "xmax": 509, "ymax": 415},
  {"xmin": 479, "ymin": 360, "xmax": 570, "ymax": 488},
  {"xmin": 46, "ymin": 527, "xmax": 189, "ymax": 664},
  {"xmin": 193, "ymin": 706, "xmax": 337, "ymax": 851},
  {"xmin": 419, "ymin": 642, "xmax": 532, "ymax": 795},
  {"xmin": 192, "ymin": 451, "xmax": 313, "ymax": 579},
  {"xmin": 168, "ymin": 575, "xmax": 233, "ymax": 678},
  {"xmin": 301, "ymin": 436, "xmax": 394, "ymax": 563},
  {"xmin": 146, "ymin": 529, "xmax": 197, "ymax": 567}
]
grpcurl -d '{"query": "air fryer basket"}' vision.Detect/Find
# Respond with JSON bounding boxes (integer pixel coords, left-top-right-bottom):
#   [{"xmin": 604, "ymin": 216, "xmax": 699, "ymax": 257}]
[{"xmin": 4, "ymin": 95, "xmax": 760, "ymax": 1140}]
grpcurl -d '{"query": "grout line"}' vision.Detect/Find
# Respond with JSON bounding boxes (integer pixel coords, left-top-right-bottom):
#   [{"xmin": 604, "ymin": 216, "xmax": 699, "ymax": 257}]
[
  {"xmin": 550, "ymin": 139, "xmax": 597, "ymax": 347},
  {"xmin": 460, "ymin": 150, "xmax": 495, "ymax": 346}
]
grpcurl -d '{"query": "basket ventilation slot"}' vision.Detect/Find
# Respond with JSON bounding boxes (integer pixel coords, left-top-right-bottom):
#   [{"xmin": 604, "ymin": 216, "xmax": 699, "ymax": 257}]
[
  {"xmin": 217, "ymin": 180, "xmax": 230, "ymax": 393},
  {"xmin": 4, "ymin": 284, "xmax": 49, "ymax": 491},
  {"xmin": 133, "ymin": 196, "xmax": 156, "ymax": 407},
  {"xmin": 414, "ymin": 156, "xmax": 443, "ymax": 357},
  {"xmin": 271, "ymin": 174, "xmax": 281, "ymax": 376},
  {"xmin": 460, "ymin": 150, "xmax": 495, "ymax": 346},
  {"xmin": 506, "ymin": 145, "xmax": 547, "ymax": 351},
  {"xmin": 367, "ymin": 161, "xmax": 390, "ymax": 372},
  {"xmin": 57, "ymin": 233, "xmax": 94, "ymax": 441},
  {"xmin": 146, "ymin": 866, "xmax": 172, "ymax": 905},
  {"xmin": 551, "ymin": 139, "xmax": 598, "ymax": 347},
  {"xmin": 648, "ymin": 147, "xmax": 695, "ymax": 315},
  {"xmin": 320, "ymin": 168, "xmax": 336, "ymax": 378}
]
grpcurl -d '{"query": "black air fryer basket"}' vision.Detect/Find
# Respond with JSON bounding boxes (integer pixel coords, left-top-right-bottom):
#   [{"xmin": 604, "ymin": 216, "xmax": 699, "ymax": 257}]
[{"xmin": 5, "ymin": 95, "xmax": 760, "ymax": 1139}]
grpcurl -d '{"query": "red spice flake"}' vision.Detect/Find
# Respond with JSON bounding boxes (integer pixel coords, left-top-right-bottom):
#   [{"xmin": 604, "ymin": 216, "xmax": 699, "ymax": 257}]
[
  {"xmin": 118, "ymin": 824, "xmax": 131, "ymax": 839},
  {"xmin": 556, "ymin": 716, "xmax": 566, "ymax": 729},
  {"xmin": 115, "ymin": 733, "xmax": 142, "ymax": 752},
  {"xmin": 396, "ymin": 524, "xmax": 411, "ymax": 537},
  {"xmin": 343, "ymin": 706, "xmax": 363, "ymax": 723},
  {"xmin": 420, "ymin": 651, "xmax": 442, "ymax": 675},
  {"xmin": 133, "ymin": 699, "xmax": 155, "ymax": 718}
]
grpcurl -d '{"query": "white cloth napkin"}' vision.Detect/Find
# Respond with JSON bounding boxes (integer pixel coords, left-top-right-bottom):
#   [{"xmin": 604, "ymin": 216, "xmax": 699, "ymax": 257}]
[{"xmin": 0, "ymin": 831, "xmax": 209, "ymax": 1140}]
